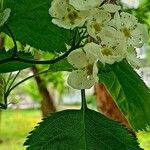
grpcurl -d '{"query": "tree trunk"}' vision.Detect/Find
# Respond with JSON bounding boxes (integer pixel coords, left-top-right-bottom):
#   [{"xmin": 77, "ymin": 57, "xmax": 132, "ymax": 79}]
[
  {"xmin": 95, "ymin": 83, "xmax": 130, "ymax": 128},
  {"xmin": 32, "ymin": 66, "xmax": 56, "ymax": 117}
]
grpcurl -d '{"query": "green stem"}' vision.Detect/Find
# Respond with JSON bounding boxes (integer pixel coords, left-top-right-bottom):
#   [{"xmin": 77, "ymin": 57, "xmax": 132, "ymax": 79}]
[
  {"xmin": 2, "ymin": 69, "xmax": 50, "ymax": 109},
  {"xmin": 4, "ymin": 73, "xmax": 12, "ymax": 95},
  {"xmin": 7, "ymin": 71, "xmax": 20, "ymax": 92},
  {"xmin": 81, "ymin": 89, "xmax": 87, "ymax": 109},
  {"xmin": 0, "ymin": 24, "xmax": 85, "ymax": 65},
  {"xmin": 81, "ymin": 89, "xmax": 87, "ymax": 149},
  {"xmin": 0, "ymin": 45, "xmax": 83, "ymax": 65},
  {"xmin": 6, "ymin": 69, "xmax": 50, "ymax": 95}
]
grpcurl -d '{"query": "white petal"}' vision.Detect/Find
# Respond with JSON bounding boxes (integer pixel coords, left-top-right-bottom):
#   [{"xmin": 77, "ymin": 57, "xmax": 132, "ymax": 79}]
[
  {"xmin": 49, "ymin": 0, "xmax": 68, "ymax": 18},
  {"xmin": 109, "ymin": 11, "xmax": 121, "ymax": 29},
  {"xmin": 120, "ymin": 12, "xmax": 137, "ymax": 29},
  {"xmin": 94, "ymin": 10, "xmax": 111, "ymax": 23},
  {"xmin": 49, "ymin": 0, "xmax": 88, "ymax": 29},
  {"xmin": 137, "ymin": 23, "xmax": 149, "ymax": 43},
  {"xmin": 67, "ymin": 49, "xmax": 87, "ymax": 69},
  {"xmin": 124, "ymin": 46, "xmax": 140, "ymax": 68},
  {"xmin": 52, "ymin": 12, "xmax": 87, "ymax": 30},
  {"xmin": 67, "ymin": 70, "xmax": 95, "ymax": 89},
  {"xmin": 129, "ymin": 28, "xmax": 143, "ymax": 48},
  {"xmin": 52, "ymin": 19, "xmax": 71, "ymax": 29},
  {"xmin": 86, "ymin": 10, "xmax": 111, "ymax": 39},
  {"xmin": 86, "ymin": 23, "xmax": 97, "ymax": 39},
  {"xmin": 99, "ymin": 26, "xmax": 117, "ymax": 45},
  {"xmin": 69, "ymin": 0, "xmax": 103, "ymax": 10},
  {"xmin": 84, "ymin": 42, "xmax": 102, "ymax": 64},
  {"xmin": 103, "ymin": 55, "xmax": 123, "ymax": 65},
  {"xmin": 126, "ymin": 53, "xmax": 141, "ymax": 68},
  {"xmin": 102, "ymin": 4, "xmax": 121, "ymax": 13},
  {"xmin": 92, "ymin": 61, "xmax": 99, "ymax": 82},
  {"xmin": 115, "ymin": 31, "xmax": 127, "ymax": 52},
  {"xmin": 0, "ymin": 8, "xmax": 11, "ymax": 27}
]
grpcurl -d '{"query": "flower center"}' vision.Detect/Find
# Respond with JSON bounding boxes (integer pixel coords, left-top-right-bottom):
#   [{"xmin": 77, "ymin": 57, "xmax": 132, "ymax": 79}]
[
  {"xmin": 92, "ymin": 22, "xmax": 102, "ymax": 33},
  {"xmin": 121, "ymin": 28, "xmax": 131, "ymax": 38},
  {"xmin": 85, "ymin": 64, "xmax": 93, "ymax": 75},
  {"xmin": 67, "ymin": 11, "xmax": 79, "ymax": 24},
  {"xmin": 101, "ymin": 46, "xmax": 113, "ymax": 56}
]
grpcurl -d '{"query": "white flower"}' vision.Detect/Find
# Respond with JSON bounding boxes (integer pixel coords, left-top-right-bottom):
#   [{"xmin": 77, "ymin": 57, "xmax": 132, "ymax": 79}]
[
  {"xmin": 67, "ymin": 43, "xmax": 100, "ymax": 89},
  {"xmin": 110, "ymin": 12, "xmax": 149, "ymax": 48},
  {"xmin": 99, "ymin": 26, "xmax": 126, "ymax": 63},
  {"xmin": 99, "ymin": 45, "xmax": 123, "ymax": 65},
  {"xmin": 99, "ymin": 26, "xmax": 125, "ymax": 47},
  {"xmin": 86, "ymin": 10, "xmax": 111, "ymax": 39},
  {"xmin": 125, "ymin": 46, "xmax": 141, "ymax": 68},
  {"xmin": 129, "ymin": 23, "xmax": 149, "ymax": 47},
  {"xmin": 138, "ymin": 24, "xmax": 149, "ymax": 43},
  {"xmin": 87, "ymin": 41, "xmax": 124, "ymax": 65},
  {"xmin": 69, "ymin": 0, "xmax": 103, "ymax": 11},
  {"xmin": 0, "ymin": 8, "xmax": 11, "ymax": 27},
  {"xmin": 102, "ymin": 4, "xmax": 121, "ymax": 13},
  {"xmin": 49, "ymin": 0, "xmax": 88, "ymax": 29}
]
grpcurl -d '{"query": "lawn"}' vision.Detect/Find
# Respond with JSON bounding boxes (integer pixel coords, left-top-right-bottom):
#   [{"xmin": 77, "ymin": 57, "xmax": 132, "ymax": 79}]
[
  {"xmin": 0, "ymin": 109, "xmax": 41, "ymax": 150},
  {"xmin": 0, "ymin": 109, "xmax": 150, "ymax": 150}
]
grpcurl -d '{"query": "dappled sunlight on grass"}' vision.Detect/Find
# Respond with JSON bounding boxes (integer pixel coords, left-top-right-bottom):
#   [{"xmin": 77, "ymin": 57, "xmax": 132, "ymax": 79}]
[{"xmin": 0, "ymin": 109, "xmax": 41, "ymax": 150}]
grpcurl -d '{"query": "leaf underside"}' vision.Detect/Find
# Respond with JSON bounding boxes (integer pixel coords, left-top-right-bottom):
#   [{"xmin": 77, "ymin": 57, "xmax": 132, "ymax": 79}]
[
  {"xmin": 24, "ymin": 108, "xmax": 139, "ymax": 150},
  {"xmin": 4, "ymin": 0, "xmax": 71, "ymax": 53},
  {"xmin": 99, "ymin": 60, "xmax": 150, "ymax": 131}
]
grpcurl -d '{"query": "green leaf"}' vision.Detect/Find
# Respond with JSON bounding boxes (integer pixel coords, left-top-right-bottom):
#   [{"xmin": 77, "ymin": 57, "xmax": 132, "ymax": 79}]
[
  {"xmin": 24, "ymin": 108, "xmax": 140, "ymax": 150},
  {"xmin": 99, "ymin": 60, "xmax": 150, "ymax": 131},
  {"xmin": 0, "ymin": 50, "xmax": 33, "ymax": 73},
  {"xmin": 4, "ymin": 0, "xmax": 71, "ymax": 53},
  {"xmin": 49, "ymin": 58, "xmax": 74, "ymax": 72}
]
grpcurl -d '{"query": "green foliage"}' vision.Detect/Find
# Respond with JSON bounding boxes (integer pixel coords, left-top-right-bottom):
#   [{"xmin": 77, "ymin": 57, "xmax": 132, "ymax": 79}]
[
  {"xmin": 0, "ymin": 0, "xmax": 149, "ymax": 149},
  {"xmin": 24, "ymin": 108, "xmax": 140, "ymax": 150},
  {"xmin": 49, "ymin": 58, "xmax": 73, "ymax": 72},
  {"xmin": 99, "ymin": 60, "xmax": 150, "ymax": 131},
  {"xmin": 0, "ymin": 50, "xmax": 33, "ymax": 73},
  {"xmin": 3, "ymin": 0, "xmax": 72, "ymax": 53}
]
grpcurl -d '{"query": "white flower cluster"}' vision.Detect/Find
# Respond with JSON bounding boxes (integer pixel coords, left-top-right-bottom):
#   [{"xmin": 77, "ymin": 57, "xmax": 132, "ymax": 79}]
[{"xmin": 49, "ymin": 0, "xmax": 149, "ymax": 89}]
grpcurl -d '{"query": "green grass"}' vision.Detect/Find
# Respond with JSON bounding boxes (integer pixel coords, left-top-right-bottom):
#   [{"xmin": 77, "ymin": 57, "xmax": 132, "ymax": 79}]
[{"xmin": 0, "ymin": 109, "xmax": 41, "ymax": 150}]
